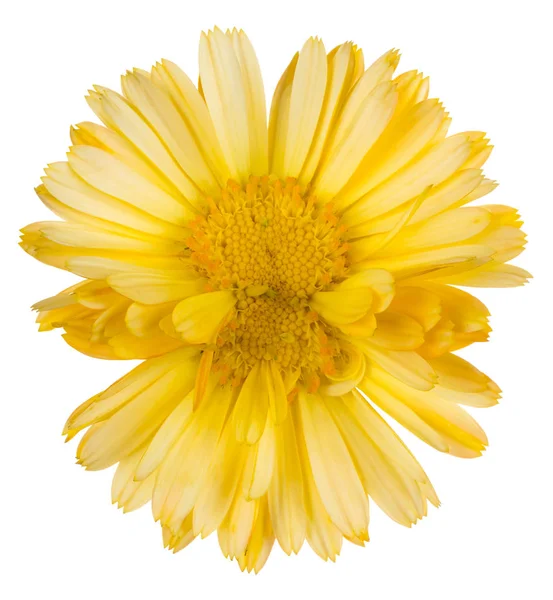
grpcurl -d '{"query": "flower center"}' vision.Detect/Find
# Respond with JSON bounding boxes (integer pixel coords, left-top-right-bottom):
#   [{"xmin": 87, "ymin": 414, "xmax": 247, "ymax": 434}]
[{"xmin": 188, "ymin": 176, "xmax": 349, "ymax": 383}]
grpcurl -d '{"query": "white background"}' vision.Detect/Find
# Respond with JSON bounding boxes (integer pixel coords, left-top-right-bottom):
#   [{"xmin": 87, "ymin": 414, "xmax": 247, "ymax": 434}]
[{"xmin": 1, "ymin": 0, "xmax": 551, "ymax": 598}]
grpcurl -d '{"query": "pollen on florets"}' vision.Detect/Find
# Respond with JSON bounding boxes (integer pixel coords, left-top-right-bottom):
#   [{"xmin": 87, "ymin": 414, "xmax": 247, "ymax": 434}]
[{"xmin": 187, "ymin": 175, "xmax": 349, "ymax": 381}]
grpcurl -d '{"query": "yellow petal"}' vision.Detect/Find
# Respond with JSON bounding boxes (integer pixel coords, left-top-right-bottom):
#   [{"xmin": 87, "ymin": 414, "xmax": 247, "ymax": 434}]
[
  {"xmin": 372, "ymin": 312, "xmax": 425, "ymax": 350},
  {"xmin": 429, "ymin": 353, "xmax": 495, "ymax": 393},
  {"xmin": 242, "ymin": 416, "xmax": 276, "ymax": 500},
  {"xmin": 343, "ymin": 133, "xmax": 472, "ymax": 225},
  {"xmin": 218, "ymin": 494, "xmax": 257, "ymax": 559},
  {"xmin": 111, "ymin": 446, "xmax": 156, "ymax": 513},
  {"xmin": 232, "ymin": 361, "xmax": 269, "ymax": 444},
  {"xmin": 368, "ymin": 366, "xmax": 488, "ymax": 457},
  {"xmin": 135, "ymin": 391, "xmax": 193, "ymax": 481},
  {"xmin": 388, "ymin": 285, "xmax": 442, "ymax": 332},
  {"xmin": 358, "ymin": 341, "xmax": 437, "ymax": 391},
  {"xmin": 264, "ymin": 360, "xmax": 288, "ymax": 424},
  {"xmin": 313, "ymin": 81, "xmax": 397, "ymax": 200},
  {"xmin": 172, "ymin": 290, "xmax": 236, "ymax": 344},
  {"xmin": 236, "ymin": 497, "xmax": 275, "ymax": 573},
  {"xmin": 125, "ymin": 301, "xmax": 176, "ymax": 337},
  {"xmin": 310, "ymin": 287, "xmax": 373, "ymax": 325},
  {"xmin": 193, "ymin": 419, "xmax": 247, "ymax": 537},
  {"xmin": 430, "ymin": 262, "xmax": 531, "ymax": 287}
]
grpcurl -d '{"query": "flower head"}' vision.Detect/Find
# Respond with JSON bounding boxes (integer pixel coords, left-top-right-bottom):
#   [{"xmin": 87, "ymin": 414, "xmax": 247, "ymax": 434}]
[{"xmin": 22, "ymin": 27, "xmax": 529, "ymax": 572}]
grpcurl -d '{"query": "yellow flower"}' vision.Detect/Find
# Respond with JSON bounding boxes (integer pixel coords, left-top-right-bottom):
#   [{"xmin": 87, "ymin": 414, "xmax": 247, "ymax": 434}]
[{"xmin": 22, "ymin": 27, "xmax": 529, "ymax": 572}]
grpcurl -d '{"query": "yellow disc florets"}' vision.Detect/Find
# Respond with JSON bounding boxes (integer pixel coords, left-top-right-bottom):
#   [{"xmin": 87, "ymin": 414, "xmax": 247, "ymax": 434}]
[{"xmin": 187, "ymin": 176, "xmax": 350, "ymax": 384}]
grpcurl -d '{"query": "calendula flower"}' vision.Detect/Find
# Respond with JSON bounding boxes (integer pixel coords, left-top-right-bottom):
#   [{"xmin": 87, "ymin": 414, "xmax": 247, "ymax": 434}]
[{"xmin": 21, "ymin": 27, "xmax": 529, "ymax": 572}]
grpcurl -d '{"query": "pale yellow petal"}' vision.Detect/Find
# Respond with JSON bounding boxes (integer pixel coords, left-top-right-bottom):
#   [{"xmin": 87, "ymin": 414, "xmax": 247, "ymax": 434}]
[
  {"xmin": 68, "ymin": 146, "xmax": 194, "ymax": 225},
  {"xmin": 86, "ymin": 86, "xmax": 201, "ymax": 208},
  {"xmin": 267, "ymin": 410, "xmax": 306, "ymax": 554},
  {"xmin": 108, "ymin": 270, "xmax": 206, "ymax": 304},
  {"xmin": 151, "ymin": 59, "xmax": 230, "ymax": 186},
  {"xmin": 280, "ymin": 37, "xmax": 327, "ymax": 177},
  {"xmin": 335, "ymin": 99, "xmax": 447, "ymax": 210},
  {"xmin": 199, "ymin": 28, "xmax": 254, "ymax": 182},
  {"xmin": 135, "ymin": 391, "xmax": 193, "ymax": 481},
  {"xmin": 193, "ymin": 419, "xmax": 246, "ymax": 537},
  {"xmin": 242, "ymin": 416, "xmax": 276, "ymax": 500},
  {"xmin": 297, "ymin": 390, "xmax": 369, "ymax": 539},
  {"xmin": 153, "ymin": 380, "xmax": 233, "ymax": 529},
  {"xmin": 298, "ymin": 42, "xmax": 360, "ymax": 186},
  {"xmin": 313, "ymin": 81, "xmax": 397, "ymax": 201},
  {"xmin": 121, "ymin": 70, "xmax": 219, "ymax": 196},
  {"xmin": 232, "ymin": 361, "xmax": 269, "ymax": 444}
]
